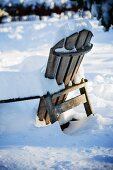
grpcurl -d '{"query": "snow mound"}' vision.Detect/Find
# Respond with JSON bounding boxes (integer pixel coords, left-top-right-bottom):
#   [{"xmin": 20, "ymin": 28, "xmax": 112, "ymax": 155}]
[{"xmin": 53, "ymin": 18, "xmax": 92, "ymax": 46}]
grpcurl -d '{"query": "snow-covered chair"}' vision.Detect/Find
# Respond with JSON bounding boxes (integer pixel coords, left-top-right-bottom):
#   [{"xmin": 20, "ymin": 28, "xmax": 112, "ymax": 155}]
[{"xmin": 37, "ymin": 29, "xmax": 93, "ymax": 129}]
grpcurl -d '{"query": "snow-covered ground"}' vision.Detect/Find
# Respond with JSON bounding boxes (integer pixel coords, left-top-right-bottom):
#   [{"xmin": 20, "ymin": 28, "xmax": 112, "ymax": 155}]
[{"xmin": 0, "ymin": 17, "xmax": 113, "ymax": 169}]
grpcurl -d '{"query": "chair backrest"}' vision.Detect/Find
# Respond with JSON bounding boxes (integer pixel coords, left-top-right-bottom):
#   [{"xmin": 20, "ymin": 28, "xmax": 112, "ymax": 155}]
[{"xmin": 45, "ymin": 29, "xmax": 93, "ymax": 86}]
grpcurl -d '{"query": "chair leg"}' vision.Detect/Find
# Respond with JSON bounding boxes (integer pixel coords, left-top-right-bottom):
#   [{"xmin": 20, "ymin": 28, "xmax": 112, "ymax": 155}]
[
  {"xmin": 44, "ymin": 111, "xmax": 51, "ymax": 125},
  {"xmin": 37, "ymin": 96, "xmax": 46, "ymax": 121},
  {"xmin": 79, "ymin": 86, "xmax": 93, "ymax": 116},
  {"xmin": 44, "ymin": 92, "xmax": 59, "ymax": 124}
]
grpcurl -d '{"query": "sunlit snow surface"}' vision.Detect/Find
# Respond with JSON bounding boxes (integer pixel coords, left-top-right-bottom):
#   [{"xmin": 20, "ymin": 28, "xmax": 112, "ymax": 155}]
[{"xmin": 0, "ymin": 17, "xmax": 113, "ymax": 169}]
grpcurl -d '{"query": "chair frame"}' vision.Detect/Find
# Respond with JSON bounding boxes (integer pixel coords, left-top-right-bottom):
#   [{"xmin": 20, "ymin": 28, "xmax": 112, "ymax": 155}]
[{"xmin": 37, "ymin": 29, "xmax": 94, "ymax": 126}]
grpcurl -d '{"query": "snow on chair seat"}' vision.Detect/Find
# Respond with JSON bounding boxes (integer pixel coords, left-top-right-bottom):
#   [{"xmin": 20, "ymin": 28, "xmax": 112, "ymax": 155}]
[{"xmin": 37, "ymin": 29, "xmax": 94, "ymax": 129}]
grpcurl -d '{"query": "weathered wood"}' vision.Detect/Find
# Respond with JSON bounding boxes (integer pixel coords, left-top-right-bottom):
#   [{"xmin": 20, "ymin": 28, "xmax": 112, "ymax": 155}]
[
  {"xmin": 56, "ymin": 57, "xmax": 70, "ymax": 84},
  {"xmin": 54, "ymin": 94, "xmax": 87, "ymax": 115},
  {"xmin": 37, "ymin": 96, "xmax": 46, "ymax": 121},
  {"xmin": 76, "ymin": 30, "xmax": 89, "ymax": 50},
  {"xmin": 84, "ymin": 31, "xmax": 93, "ymax": 47},
  {"xmin": 44, "ymin": 92, "xmax": 59, "ymax": 124},
  {"xmin": 65, "ymin": 33, "xmax": 78, "ymax": 50},
  {"xmin": 38, "ymin": 80, "xmax": 87, "ymax": 122},
  {"xmin": 64, "ymin": 54, "xmax": 79, "ymax": 86},
  {"xmin": 54, "ymin": 45, "xmax": 93, "ymax": 57},
  {"xmin": 52, "ymin": 80, "xmax": 87, "ymax": 99},
  {"xmin": 54, "ymin": 95, "xmax": 64, "ymax": 104},
  {"xmin": 45, "ymin": 50, "xmax": 61, "ymax": 79},
  {"xmin": 0, "ymin": 95, "xmax": 40, "ymax": 104},
  {"xmin": 67, "ymin": 30, "xmax": 90, "ymax": 83},
  {"xmin": 80, "ymin": 86, "xmax": 93, "ymax": 116},
  {"xmin": 52, "ymin": 31, "xmax": 92, "ymax": 84},
  {"xmin": 44, "ymin": 111, "xmax": 50, "ymax": 125},
  {"xmin": 44, "ymin": 97, "xmax": 61, "ymax": 124},
  {"xmin": 45, "ymin": 38, "xmax": 64, "ymax": 79},
  {"xmin": 70, "ymin": 54, "xmax": 84, "ymax": 82},
  {"xmin": 37, "ymin": 95, "xmax": 60, "ymax": 123},
  {"xmin": 45, "ymin": 31, "xmax": 92, "ymax": 80}
]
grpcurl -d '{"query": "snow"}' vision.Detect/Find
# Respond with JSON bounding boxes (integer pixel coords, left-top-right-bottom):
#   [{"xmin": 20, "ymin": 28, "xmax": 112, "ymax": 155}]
[
  {"xmin": 53, "ymin": 18, "xmax": 92, "ymax": 45},
  {"xmin": 0, "ymin": 17, "xmax": 113, "ymax": 169},
  {"xmin": 0, "ymin": 18, "xmax": 92, "ymax": 100}
]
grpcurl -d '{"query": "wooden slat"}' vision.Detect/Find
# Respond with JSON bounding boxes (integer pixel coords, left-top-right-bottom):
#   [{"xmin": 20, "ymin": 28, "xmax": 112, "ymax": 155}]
[
  {"xmin": 65, "ymin": 33, "xmax": 78, "ymax": 50},
  {"xmin": 56, "ymin": 57, "xmax": 71, "ymax": 84},
  {"xmin": 54, "ymin": 96, "xmax": 64, "ymax": 104},
  {"xmin": 76, "ymin": 30, "xmax": 89, "ymax": 50},
  {"xmin": 52, "ymin": 80, "xmax": 87, "ymax": 99},
  {"xmin": 54, "ymin": 94, "xmax": 87, "ymax": 115},
  {"xmin": 64, "ymin": 54, "xmax": 80, "ymax": 86},
  {"xmin": 70, "ymin": 54, "xmax": 84, "ymax": 82},
  {"xmin": 84, "ymin": 31, "xmax": 93, "ymax": 47},
  {"xmin": 38, "ymin": 95, "xmax": 60, "ymax": 124},
  {"xmin": 55, "ymin": 94, "xmax": 67, "ymax": 105},
  {"xmin": 45, "ymin": 50, "xmax": 61, "ymax": 79},
  {"xmin": 44, "ymin": 93, "xmax": 59, "ymax": 124},
  {"xmin": 37, "ymin": 96, "xmax": 46, "ymax": 121},
  {"xmin": 37, "ymin": 81, "xmax": 87, "ymax": 122},
  {"xmin": 44, "ymin": 111, "xmax": 51, "ymax": 125},
  {"xmin": 69, "ymin": 46, "xmax": 93, "ymax": 83},
  {"xmin": 54, "ymin": 93, "xmax": 68, "ymax": 114},
  {"xmin": 54, "ymin": 45, "xmax": 93, "ymax": 58},
  {"xmin": 80, "ymin": 86, "xmax": 93, "ymax": 116},
  {"xmin": 45, "ymin": 38, "xmax": 65, "ymax": 79}
]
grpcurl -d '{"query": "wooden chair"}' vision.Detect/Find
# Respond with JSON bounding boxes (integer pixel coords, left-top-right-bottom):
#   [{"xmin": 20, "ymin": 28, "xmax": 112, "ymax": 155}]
[{"xmin": 37, "ymin": 29, "xmax": 93, "ymax": 129}]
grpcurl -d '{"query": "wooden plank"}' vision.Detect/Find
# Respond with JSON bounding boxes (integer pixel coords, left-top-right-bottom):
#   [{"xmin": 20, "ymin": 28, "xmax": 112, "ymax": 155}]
[
  {"xmin": 54, "ymin": 45, "xmax": 93, "ymax": 58},
  {"xmin": 70, "ymin": 44, "xmax": 93, "ymax": 83},
  {"xmin": 45, "ymin": 38, "xmax": 64, "ymax": 78},
  {"xmin": 56, "ymin": 56, "xmax": 70, "ymax": 84},
  {"xmin": 44, "ymin": 112, "xmax": 51, "ymax": 125},
  {"xmin": 37, "ymin": 96, "xmax": 59, "ymax": 123},
  {"xmin": 64, "ymin": 54, "xmax": 80, "ymax": 86},
  {"xmin": 52, "ymin": 80, "xmax": 87, "ymax": 99},
  {"xmin": 76, "ymin": 30, "xmax": 89, "ymax": 50},
  {"xmin": 44, "ymin": 92, "xmax": 59, "ymax": 124},
  {"xmin": 52, "ymin": 97, "xmax": 58, "ymax": 105},
  {"xmin": 54, "ymin": 96, "xmax": 63, "ymax": 104},
  {"xmin": 37, "ymin": 96, "xmax": 46, "ymax": 121},
  {"xmin": 65, "ymin": 33, "xmax": 78, "ymax": 50},
  {"xmin": 54, "ymin": 92, "xmax": 68, "ymax": 114},
  {"xmin": 55, "ymin": 94, "xmax": 66, "ymax": 105},
  {"xmin": 70, "ymin": 54, "xmax": 84, "ymax": 82},
  {"xmin": 54, "ymin": 94, "xmax": 87, "ymax": 115},
  {"xmin": 45, "ymin": 50, "xmax": 61, "ymax": 79},
  {"xmin": 84, "ymin": 31, "xmax": 93, "ymax": 47},
  {"xmin": 79, "ymin": 86, "xmax": 93, "ymax": 116}
]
